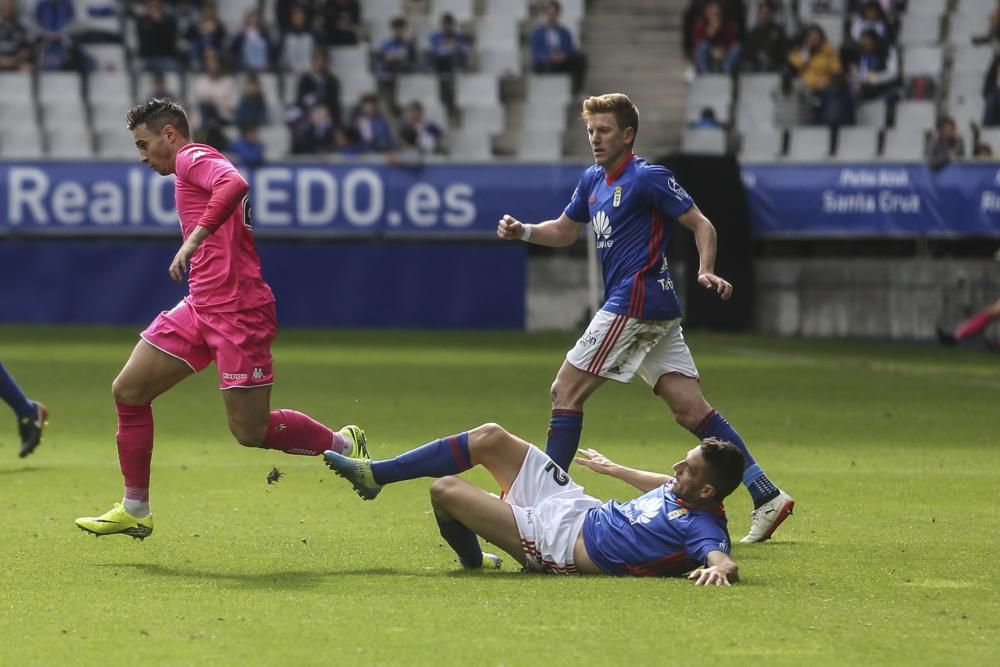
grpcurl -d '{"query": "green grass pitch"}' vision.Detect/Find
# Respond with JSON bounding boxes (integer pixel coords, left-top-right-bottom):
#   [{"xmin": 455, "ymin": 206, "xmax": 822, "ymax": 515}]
[{"xmin": 1, "ymin": 326, "xmax": 998, "ymax": 666}]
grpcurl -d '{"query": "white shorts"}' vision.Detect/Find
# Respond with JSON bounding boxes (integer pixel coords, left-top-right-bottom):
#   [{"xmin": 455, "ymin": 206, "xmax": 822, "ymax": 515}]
[
  {"xmin": 506, "ymin": 446, "xmax": 602, "ymax": 575},
  {"xmin": 565, "ymin": 309, "xmax": 699, "ymax": 385}
]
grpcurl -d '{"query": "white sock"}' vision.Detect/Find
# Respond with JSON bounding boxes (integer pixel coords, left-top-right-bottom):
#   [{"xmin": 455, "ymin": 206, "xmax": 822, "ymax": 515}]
[
  {"xmin": 337, "ymin": 431, "xmax": 354, "ymax": 458},
  {"xmin": 123, "ymin": 498, "xmax": 150, "ymax": 518}
]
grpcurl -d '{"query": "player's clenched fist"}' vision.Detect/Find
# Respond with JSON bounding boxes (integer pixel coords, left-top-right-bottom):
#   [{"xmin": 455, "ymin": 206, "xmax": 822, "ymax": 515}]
[{"xmin": 497, "ymin": 214, "xmax": 524, "ymax": 240}]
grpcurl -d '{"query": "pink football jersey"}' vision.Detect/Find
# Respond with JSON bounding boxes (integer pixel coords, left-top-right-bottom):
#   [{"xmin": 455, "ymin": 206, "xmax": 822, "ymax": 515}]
[{"xmin": 173, "ymin": 143, "xmax": 274, "ymax": 312}]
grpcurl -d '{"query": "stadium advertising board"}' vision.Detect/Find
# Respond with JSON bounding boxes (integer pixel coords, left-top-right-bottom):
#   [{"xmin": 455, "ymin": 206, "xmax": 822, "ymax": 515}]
[
  {"xmin": 0, "ymin": 161, "xmax": 582, "ymax": 236},
  {"xmin": 741, "ymin": 163, "xmax": 1000, "ymax": 236}
]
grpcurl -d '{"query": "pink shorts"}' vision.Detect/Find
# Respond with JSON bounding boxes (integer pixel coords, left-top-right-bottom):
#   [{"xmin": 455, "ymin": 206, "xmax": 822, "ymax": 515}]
[{"xmin": 141, "ymin": 298, "xmax": 277, "ymax": 390}]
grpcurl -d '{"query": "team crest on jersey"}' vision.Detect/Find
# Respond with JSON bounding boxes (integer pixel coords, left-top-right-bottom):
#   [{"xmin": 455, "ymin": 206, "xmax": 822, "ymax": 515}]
[
  {"xmin": 613, "ymin": 186, "xmax": 622, "ymax": 208},
  {"xmin": 621, "ymin": 496, "xmax": 663, "ymax": 525},
  {"xmin": 592, "ymin": 211, "xmax": 613, "ymax": 248}
]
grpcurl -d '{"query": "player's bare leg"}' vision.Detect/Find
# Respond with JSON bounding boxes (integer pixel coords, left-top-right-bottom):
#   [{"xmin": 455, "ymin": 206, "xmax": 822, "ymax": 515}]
[
  {"xmin": 430, "ymin": 476, "xmax": 524, "ymax": 568},
  {"xmin": 939, "ymin": 297, "xmax": 1000, "ymax": 346},
  {"xmin": 546, "ymin": 360, "xmax": 606, "ymax": 470},
  {"xmin": 222, "ymin": 385, "xmax": 271, "ymax": 446},
  {"xmin": 654, "ymin": 371, "xmax": 793, "ymax": 542},
  {"xmin": 75, "ymin": 341, "xmax": 193, "ymax": 539}
]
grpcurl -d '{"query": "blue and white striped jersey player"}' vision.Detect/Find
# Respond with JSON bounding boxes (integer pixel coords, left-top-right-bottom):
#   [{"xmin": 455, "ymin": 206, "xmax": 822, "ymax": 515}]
[
  {"xmin": 497, "ymin": 93, "xmax": 794, "ymax": 543},
  {"xmin": 323, "ymin": 422, "xmax": 744, "ymax": 583}
]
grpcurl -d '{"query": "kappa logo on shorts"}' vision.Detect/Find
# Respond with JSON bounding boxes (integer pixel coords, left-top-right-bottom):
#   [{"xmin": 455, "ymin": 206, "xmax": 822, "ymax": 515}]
[
  {"xmin": 252, "ymin": 367, "xmax": 264, "ymax": 381},
  {"xmin": 223, "ymin": 372, "xmax": 248, "ymax": 381}
]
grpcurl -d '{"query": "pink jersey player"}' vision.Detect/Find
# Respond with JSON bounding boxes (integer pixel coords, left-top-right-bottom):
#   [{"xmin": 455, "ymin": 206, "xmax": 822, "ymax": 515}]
[{"xmin": 75, "ymin": 100, "xmax": 366, "ymax": 541}]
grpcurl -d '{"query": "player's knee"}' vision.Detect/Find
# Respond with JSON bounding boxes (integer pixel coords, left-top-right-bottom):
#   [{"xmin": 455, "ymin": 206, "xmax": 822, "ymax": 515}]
[
  {"xmin": 429, "ymin": 476, "xmax": 462, "ymax": 505},
  {"xmin": 111, "ymin": 376, "xmax": 143, "ymax": 404},
  {"xmin": 472, "ymin": 422, "xmax": 505, "ymax": 441}
]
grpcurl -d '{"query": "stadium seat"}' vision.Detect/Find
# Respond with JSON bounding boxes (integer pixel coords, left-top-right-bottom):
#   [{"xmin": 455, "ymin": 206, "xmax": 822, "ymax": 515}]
[
  {"xmin": 477, "ymin": 48, "xmax": 522, "ymax": 77},
  {"xmin": 254, "ymin": 72, "xmax": 284, "ymax": 126},
  {"xmin": 558, "ymin": 0, "xmax": 586, "ymax": 24},
  {"xmin": 47, "ymin": 126, "xmax": 94, "ymax": 159},
  {"xmin": 812, "ymin": 15, "xmax": 845, "ymax": 48},
  {"xmin": 739, "ymin": 125, "xmax": 784, "ymax": 161},
  {"xmin": 785, "ymin": 126, "xmax": 831, "ymax": 161},
  {"xmin": 137, "ymin": 71, "xmax": 183, "ymax": 102},
  {"xmin": 833, "ymin": 127, "xmax": 879, "ymax": 161},
  {"xmin": 905, "ymin": 0, "xmax": 949, "ymax": 15},
  {"xmin": 895, "ymin": 101, "xmax": 937, "ymax": 132},
  {"xmin": 854, "ymin": 100, "xmax": 885, "ymax": 127},
  {"xmin": 95, "ymin": 127, "xmax": 139, "ymax": 159},
  {"xmin": 39, "ymin": 72, "xmax": 84, "ymax": 103},
  {"xmin": 902, "ymin": 46, "xmax": 943, "ymax": 79},
  {"xmin": 330, "ymin": 45, "xmax": 370, "ymax": 76},
  {"xmin": 977, "ymin": 127, "xmax": 1000, "ymax": 151},
  {"xmin": 0, "ymin": 128, "xmax": 44, "ymax": 159},
  {"xmin": 359, "ymin": 0, "xmax": 405, "ymax": 24},
  {"xmin": 517, "ymin": 129, "xmax": 562, "ymax": 160},
  {"xmin": 740, "ymin": 73, "xmax": 780, "ymax": 100},
  {"xmin": 951, "ymin": 45, "xmax": 994, "ymax": 75},
  {"xmin": 88, "ymin": 74, "xmax": 133, "ymax": 133},
  {"xmin": 339, "ymin": 71, "xmax": 378, "ymax": 111},
  {"xmin": 430, "ymin": 0, "xmax": 474, "ymax": 23},
  {"xmin": 476, "ymin": 15, "xmax": 522, "ymax": 50},
  {"xmin": 462, "ymin": 106, "xmax": 505, "ymax": 134},
  {"xmin": 882, "ymin": 127, "xmax": 927, "ymax": 160},
  {"xmin": 898, "ymin": 13, "xmax": 941, "ymax": 46},
  {"xmin": 397, "ymin": 73, "xmax": 445, "ymax": 115},
  {"xmin": 685, "ymin": 74, "xmax": 732, "ymax": 123},
  {"xmin": 456, "ymin": 74, "xmax": 500, "ymax": 109},
  {"xmin": 484, "ymin": 0, "xmax": 529, "ymax": 21},
  {"xmin": 259, "ymin": 125, "xmax": 291, "ymax": 159},
  {"xmin": 526, "ymin": 74, "xmax": 571, "ymax": 107},
  {"xmin": 947, "ymin": 13, "xmax": 983, "ymax": 45},
  {"xmin": 736, "ymin": 74, "xmax": 780, "ymax": 129},
  {"xmin": 950, "ymin": 97, "xmax": 985, "ymax": 132},
  {"xmin": 216, "ymin": 0, "xmax": 258, "ymax": 32},
  {"xmin": 954, "ymin": 0, "xmax": 997, "ymax": 17},
  {"xmin": 681, "ymin": 128, "xmax": 727, "ymax": 155},
  {"xmin": 522, "ymin": 103, "xmax": 568, "ymax": 131},
  {"xmin": 86, "ymin": 44, "xmax": 127, "ymax": 73},
  {"xmin": 0, "ymin": 72, "xmax": 33, "ymax": 111},
  {"xmin": 448, "ymin": 128, "xmax": 492, "ymax": 159}
]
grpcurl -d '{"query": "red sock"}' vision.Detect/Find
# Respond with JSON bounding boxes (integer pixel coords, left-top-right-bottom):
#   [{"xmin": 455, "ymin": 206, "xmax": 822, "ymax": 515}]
[
  {"xmin": 955, "ymin": 310, "xmax": 995, "ymax": 340},
  {"xmin": 116, "ymin": 401, "xmax": 153, "ymax": 494},
  {"xmin": 264, "ymin": 409, "xmax": 344, "ymax": 456}
]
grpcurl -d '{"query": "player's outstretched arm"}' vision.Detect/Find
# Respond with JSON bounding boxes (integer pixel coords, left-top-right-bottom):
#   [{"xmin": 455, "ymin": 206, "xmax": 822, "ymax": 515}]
[
  {"xmin": 497, "ymin": 213, "xmax": 582, "ymax": 247},
  {"xmin": 677, "ymin": 206, "xmax": 732, "ymax": 301},
  {"xmin": 688, "ymin": 551, "xmax": 739, "ymax": 586},
  {"xmin": 574, "ymin": 448, "xmax": 673, "ymax": 492}
]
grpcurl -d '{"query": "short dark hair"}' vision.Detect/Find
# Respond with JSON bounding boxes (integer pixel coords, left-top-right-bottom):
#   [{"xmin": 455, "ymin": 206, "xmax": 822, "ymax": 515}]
[
  {"xmin": 126, "ymin": 98, "xmax": 190, "ymax": 136},
  {"xmin": 699, "ymin": 438, "xmax": 746, "ymax": 501}
]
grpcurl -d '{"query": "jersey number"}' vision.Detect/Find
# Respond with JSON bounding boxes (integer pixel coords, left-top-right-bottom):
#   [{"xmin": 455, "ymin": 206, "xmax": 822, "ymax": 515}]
[
  {"xmin": 544, "ymin": 461, "xmax": 570, "ymax": 486},
  {"xmin": 242, "ymin": 195, "xmax": 253, "ymax": 231}
]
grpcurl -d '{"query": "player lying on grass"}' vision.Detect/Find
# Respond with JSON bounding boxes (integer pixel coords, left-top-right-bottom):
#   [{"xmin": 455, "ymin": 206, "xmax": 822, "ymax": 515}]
[
  {"xmin": 75, "ymin": 99, "xmax": 364, "ymax": 541},
  {"xmin": 323, "ymin": 423, "xmax": 743, "ymax": 584}
]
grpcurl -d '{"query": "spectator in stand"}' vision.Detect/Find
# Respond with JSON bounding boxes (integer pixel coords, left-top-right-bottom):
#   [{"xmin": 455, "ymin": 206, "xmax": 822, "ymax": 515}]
[
  {"xmin": 186, "ymin": 3, "xmax": 227, "ymax": 70},
  {"xmin": 846, "ymin": 29, "xmax": 899, "ymax": 109},
  {"xmin": 848, "ymin": 0, "xmax": 890, "ymax": 44},
  {"xmin": 35, "ymin": 0, "xmax": 78, "ymax": 70},
  {"xmin": 353, "ymin": 93, "xmax": 394, "ymax": 153},
  {"xmin": 229, "ymin": 124, "xmax": 266, "ymax": 168},
  {"xmin": 691, "ymin": 106, "xmax": 722, "ymax": 128},
  {"xmin": 193, "ymin": 47, "xmax": 237, "ymax": 126},
  {"xmin": 319, "ymin": 0, "xmax": 361, "ymax": 47},
  {"xmin": 927, "ymin": 115, "xmax": 965, "ymax": 170},
  {"xmin": 973, "ymin": 1, "xmax": 1000, "ymax": 47},
  {"xmin": 296, "ymin": 48, "xmax": 341, "ymax": 127},
  {"xmin": 377, "ymin": 17, "xmax": 417, "ymax": 78},
  {"xmin": 428, "ymin": 12, "xmax": 469, "ymax": 74},
  {"xmin": 0, "ymin": 0, "xmax": 34, "ymax": 71},
  {"xmin": 692, "ymin": 1, "xmax": 742, "ymax": 75},
  {"xmin": 274, "ymin": 0, "xmax": 297, "ymax": 34},
  {"xmin": 750, "ymin": 0, "xmax": 797, "ymax": 37},
  {"xmin": 235, "ymin": 73, "xmax": 269, "ymax": 128},
  {"xmin": 788, "ymin": 24, "xmax": 852, "ymax": 126},
  {"xmin": 145, "ymin": 70, "xmax": 177, "ymax": 101},
  {"xmin": 531, "ymin": 0, "xmax": 588, "ymax": 95},
  {"xmin": 194, "ymin": 115, "xmax": 229, "ymax": 151},
  {"xmin": 975, "ymin": 141, "xmax": 994, "ymax": 158},
  {"xmin": 133, "ymin": 0, "xmax": 179, "ymax": 73},
  {"xmin": 291, "ymin": 103, "xmax": 338, "ymax": 155},
  {"xmin": 982, "ymin": 51, "xmax": 1000, "ymax": 126},
  {"xmin": 401, "ymin": 100, "xmax": 444, "ymax": 154},
  {"xmin": 231, "ymin": 8, "xmax": 274, "ymax": 72},
  {"xmin": 280, "ymin": 5, "xmax": 314, "ymax": 73},
  {"xmin": 741, "ymin": 0, "xmax": 786, "ymax": 73}
]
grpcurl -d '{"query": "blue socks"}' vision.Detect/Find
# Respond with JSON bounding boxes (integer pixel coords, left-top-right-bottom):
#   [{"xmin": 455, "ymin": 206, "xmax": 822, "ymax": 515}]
[
  {"xmin": 0, "ymin": 362, "xmax": 34, "ymax": 418},
  {"xmin": 545, "ymin": 409, "xmax": 583, "ymax": 471},
  {"xmin": 370, "ymin": 432, "xmax": 472, "ymax": 485},
  {"xmin": 693, "ymin": 409, "xmax": 779, "ymax": 508},
  {"xmin": 434, "ymin": 513, "xmax": 483, "ymax": 568}
]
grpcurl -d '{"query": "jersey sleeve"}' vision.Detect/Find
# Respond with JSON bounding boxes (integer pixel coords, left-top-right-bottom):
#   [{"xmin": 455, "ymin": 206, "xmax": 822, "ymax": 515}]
[
  {"xmin": 563, "ymin": 171, "xmax": 592, "ymax": 224},
  {"xmin": 684, "ymin": 516, "xmax": 731, "ymax": 565},
  {"xmin": 175, "ymin": 146, "xmax": 241, "ymax": 193},
  {"xmin": 644, "ymin": 165, "xmax": 695, "ymax": 220}
]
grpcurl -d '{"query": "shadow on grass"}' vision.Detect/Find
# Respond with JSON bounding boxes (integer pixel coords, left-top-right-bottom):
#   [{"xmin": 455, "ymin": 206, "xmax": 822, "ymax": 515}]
[
  {"xmin": 0, "ymin": 466, "xmax": 39, "ymax": 476},
  {"xmin": 101, "ymin": 562, "xmax": 523, "ymax": 588}
]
